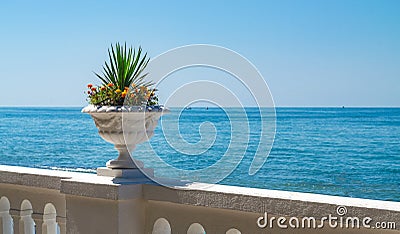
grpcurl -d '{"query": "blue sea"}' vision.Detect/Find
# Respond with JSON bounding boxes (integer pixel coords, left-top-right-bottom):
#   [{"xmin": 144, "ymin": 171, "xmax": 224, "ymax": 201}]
[{"xmin": 0, "ymin": 107, "xmax": 399, "ymax": 202}]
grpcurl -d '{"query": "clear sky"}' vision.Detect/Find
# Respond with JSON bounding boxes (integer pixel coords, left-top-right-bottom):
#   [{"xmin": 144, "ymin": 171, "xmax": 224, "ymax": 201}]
[{"xmin": 0, "ymin": 0, "xmax": 399, "ymax": 107}]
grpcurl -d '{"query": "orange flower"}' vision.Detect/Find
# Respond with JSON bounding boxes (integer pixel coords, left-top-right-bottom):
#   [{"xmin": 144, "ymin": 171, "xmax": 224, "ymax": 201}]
[
  {"xmin": 121, "ymin": 91, "xmax": 127, "ymax": 98},
  {"xmin": 87, "ymin": 84, "xmax": 93, "ymax": 88},
  {"xmin": 107, "ymin": 83, "xmax": 113, "ymax": 87}
]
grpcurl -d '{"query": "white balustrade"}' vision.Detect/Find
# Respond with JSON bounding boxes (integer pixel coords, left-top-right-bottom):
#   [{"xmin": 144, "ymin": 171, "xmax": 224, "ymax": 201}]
[
  {"xmin": 0, "ymin": 196, "xmax": 62, "ymax": 234},
  {"xmin": 1, "ymin": 165, "xmax": 398, "ymax": 234}
]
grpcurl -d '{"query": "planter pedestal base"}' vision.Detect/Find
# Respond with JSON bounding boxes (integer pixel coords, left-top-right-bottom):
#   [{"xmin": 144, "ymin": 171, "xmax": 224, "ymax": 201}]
[{"xmin": 97, "ymin": 167, "xmax": 154, "ymax": 178}]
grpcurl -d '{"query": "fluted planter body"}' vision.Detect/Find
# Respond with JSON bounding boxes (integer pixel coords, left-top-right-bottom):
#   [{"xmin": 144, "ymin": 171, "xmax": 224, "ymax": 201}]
[{"xmin": 82, "ymin": 106, "xmax": 167, "ymax": 173}]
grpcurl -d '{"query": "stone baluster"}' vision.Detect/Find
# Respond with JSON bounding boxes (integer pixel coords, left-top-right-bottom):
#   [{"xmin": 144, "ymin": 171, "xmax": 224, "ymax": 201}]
[
  {"xmin": 0, "ymin": 196, "xmax": 13, "ymax": 234},
  {"xmin": 19, "ymin": 200, "xmax": 35, "ymax": 234},
  {"xmin": 42, "ymin": 204, "xmax": 59, "ymax": 234}
]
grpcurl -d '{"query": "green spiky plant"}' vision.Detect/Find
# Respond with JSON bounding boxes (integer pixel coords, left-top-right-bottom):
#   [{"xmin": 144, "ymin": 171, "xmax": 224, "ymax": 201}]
[
  {"xmin": 87, "ymin": 43, "xmax": 158, "ymax": 106},
  {"xmin": 95, "ymin": 42, "xmax": 152, "ymax": 89}
]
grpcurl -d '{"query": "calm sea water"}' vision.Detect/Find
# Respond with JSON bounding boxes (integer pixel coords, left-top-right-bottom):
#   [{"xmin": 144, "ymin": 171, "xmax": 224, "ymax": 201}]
[{"xmin": 0, "ymin": 107, "xmax": 399, "ymax": 202}]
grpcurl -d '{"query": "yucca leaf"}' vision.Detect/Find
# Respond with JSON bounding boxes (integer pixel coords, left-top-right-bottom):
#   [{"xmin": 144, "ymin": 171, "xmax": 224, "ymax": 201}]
[
  {"xmin": 107, "ymin": 48, "xmax": 118, "ymax": 85},
  {"xmin": 94, "ymin": 42, "xmax": 154, "ymax": 105}
]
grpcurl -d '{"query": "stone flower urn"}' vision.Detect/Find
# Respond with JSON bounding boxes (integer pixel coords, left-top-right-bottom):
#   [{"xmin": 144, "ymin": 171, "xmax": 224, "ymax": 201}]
[{"xmin": 82, "ymin": 105, "xmax": 168, "ymax": 178}]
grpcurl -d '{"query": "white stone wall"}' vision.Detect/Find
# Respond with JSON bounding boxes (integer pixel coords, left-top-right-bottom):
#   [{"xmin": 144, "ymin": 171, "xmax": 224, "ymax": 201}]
[{"xmin": 0, "ymin": 165, "xmax": 398, "ymax": 234}]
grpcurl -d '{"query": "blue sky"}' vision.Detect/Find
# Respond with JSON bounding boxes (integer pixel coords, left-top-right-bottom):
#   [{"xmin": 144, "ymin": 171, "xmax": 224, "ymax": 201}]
[{"xmin": 0, "ymin": 0, "xmax": 399, "ymax": 106}]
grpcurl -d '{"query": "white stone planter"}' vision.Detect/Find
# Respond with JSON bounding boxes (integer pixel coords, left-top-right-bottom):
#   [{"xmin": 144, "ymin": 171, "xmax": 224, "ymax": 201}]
[{"xmin": 82, "ymin": 105, "xmax": 167, "ymax": 178}]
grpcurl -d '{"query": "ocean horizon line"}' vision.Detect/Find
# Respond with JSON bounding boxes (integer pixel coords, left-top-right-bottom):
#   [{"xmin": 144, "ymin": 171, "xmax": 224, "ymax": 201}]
[{"xmin": 0, "ymin": 105, "xmax": 399, "ymax": 108}]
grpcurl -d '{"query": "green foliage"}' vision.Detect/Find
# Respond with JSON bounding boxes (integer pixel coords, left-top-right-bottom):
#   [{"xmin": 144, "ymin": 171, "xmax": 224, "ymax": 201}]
[
  {"xmin": 94, "ymin": 42, "xmax": 152, "ymax": 89},
  {"xmin": 86, "ymin": 43, "xmax": 159, "ymax": 106}
]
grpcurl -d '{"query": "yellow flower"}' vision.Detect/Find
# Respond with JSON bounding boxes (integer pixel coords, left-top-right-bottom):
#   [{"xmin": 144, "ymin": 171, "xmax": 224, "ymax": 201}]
[
  {"xmin": 115, "ymin": 89, "xmax": 121, "ymax": 93},
  {"xmin": 121, "ymin": 91, "xmax": 127, "ymax": 98}
]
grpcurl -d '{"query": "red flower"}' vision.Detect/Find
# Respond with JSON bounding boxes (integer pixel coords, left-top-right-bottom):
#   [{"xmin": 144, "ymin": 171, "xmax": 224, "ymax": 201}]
[
  {"xmin": 91, "ymin": 87, "xmax": 97, "ymax": 91},
  {"xmin": 87, "ymin": 84, "xmax": 93, "ymax": 89}
]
